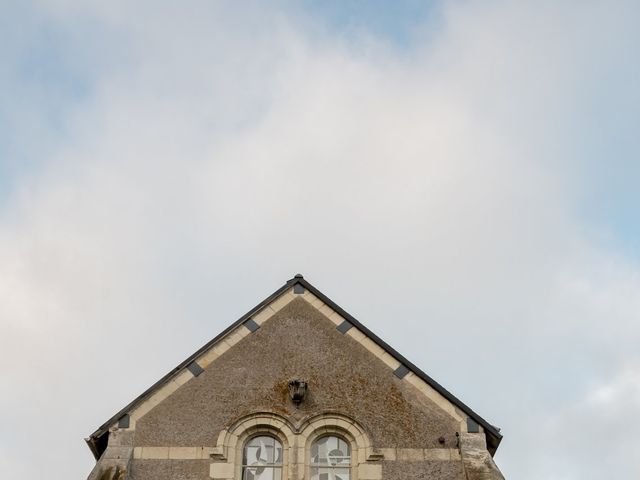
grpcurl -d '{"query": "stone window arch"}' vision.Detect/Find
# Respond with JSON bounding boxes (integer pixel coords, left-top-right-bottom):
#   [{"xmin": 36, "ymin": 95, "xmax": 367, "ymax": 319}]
[
  {"xmin": 300, "ymin": 413, "xmax": 373, "ymax": 480},
  {"xmin": 212, "ymin": 413, "xmax": 295, "ymax": 480},
  {"xmin": 211, "ymin": 412, "xmax": 375, "ymax": 480}
]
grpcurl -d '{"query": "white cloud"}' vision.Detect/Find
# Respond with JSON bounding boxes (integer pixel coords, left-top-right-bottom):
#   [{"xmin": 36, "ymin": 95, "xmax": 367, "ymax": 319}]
[
  {"xmin": 537, "ymin": 364, "xmax": 640, "ymax": 479},
  {"xmin": 0, "ymin": 1, "xmax": 639, "ymax": 479}
]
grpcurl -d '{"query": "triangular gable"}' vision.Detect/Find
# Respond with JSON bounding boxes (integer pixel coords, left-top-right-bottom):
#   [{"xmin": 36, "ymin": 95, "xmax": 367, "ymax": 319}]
[{"xmin": 86, "ymin": 274, "xmax": 502, "ymax": 459}]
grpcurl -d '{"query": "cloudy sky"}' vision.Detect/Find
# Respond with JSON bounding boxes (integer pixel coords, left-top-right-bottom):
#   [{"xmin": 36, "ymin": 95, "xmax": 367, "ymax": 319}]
[{"xmin": 1, "ymin": 1, "xmax": 639, "ymax": 478}]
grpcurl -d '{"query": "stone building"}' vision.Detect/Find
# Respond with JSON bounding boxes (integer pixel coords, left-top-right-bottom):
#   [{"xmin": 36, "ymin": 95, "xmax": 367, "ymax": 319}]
[{"xmin": 86, "ymin": 275, "xmax": 505, "ymax": 480}]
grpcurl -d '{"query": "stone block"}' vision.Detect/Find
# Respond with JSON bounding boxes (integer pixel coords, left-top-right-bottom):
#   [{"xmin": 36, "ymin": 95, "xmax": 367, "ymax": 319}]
[
  {"xmin": 397, "ymin": 448, "xmax": 424, "ymax": 461},
  {"xmin": 358, "ymin": 463, "xmax": 382, "ymax": 479},
  {"xmin": 209, "ymin": 461, "xmax": 234, "ymax": 479},
  {"xmin": 169, "ymin": 446, "xmax": 198, "ymax": 459},
  {"xmin": 459, "ymin": 433, "xmax": 505, "ymax": 480},
  {"xmin": 142, "ymin": 446, "xmax": 169, "ymax": 459}
]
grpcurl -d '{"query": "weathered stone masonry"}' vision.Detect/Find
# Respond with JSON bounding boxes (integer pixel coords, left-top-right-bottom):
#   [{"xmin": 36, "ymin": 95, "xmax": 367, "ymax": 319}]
[{"xmin": 86, "ymin": 275, "xmax": 505, "ymax": 480}]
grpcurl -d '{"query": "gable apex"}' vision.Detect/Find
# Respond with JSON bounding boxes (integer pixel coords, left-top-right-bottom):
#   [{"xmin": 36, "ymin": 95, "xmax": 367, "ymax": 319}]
[{"xmin": 86, "ymin": 274, "xmax": 502, "ymax": 460}]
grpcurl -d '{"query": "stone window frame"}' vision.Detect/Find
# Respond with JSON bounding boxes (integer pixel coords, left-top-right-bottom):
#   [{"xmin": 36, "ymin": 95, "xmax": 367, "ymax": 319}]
[
  {"xmin": 298, "ymin": 414, "xmax": 375, "ymax": 480},
  {"xmin": 232, "ymin": 425, "xmax": 292, "ymax": 480},
  {"xmin": 212, "ymin": 414, "xmax": 296, "ymax": 480},
  {"xmin": 211, "ymin": 412, "xmax": 376, "ymax": 480}
]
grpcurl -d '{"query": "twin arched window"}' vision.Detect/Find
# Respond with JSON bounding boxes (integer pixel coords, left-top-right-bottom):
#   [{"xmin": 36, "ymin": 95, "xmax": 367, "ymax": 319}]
[{"xmin": 241, "ymin": 434, "xmax": 351, "ymax": 480}]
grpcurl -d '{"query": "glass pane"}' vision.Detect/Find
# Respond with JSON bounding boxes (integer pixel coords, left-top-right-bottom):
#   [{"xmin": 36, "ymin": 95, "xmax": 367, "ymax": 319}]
[
  {"xmin": 310, "ymin": 467, "xmax": 351, "ymax": 480},
  {"xmin": 243, "ymin": 436, "xmax": 283, "ymax": 466},
  {"xmin": 311, "ymin": 436, "xmax": 350, "ymax": 466},
  {"xmin": 243, "ymin": 466, "xmax": 282, "ymax": 480}
]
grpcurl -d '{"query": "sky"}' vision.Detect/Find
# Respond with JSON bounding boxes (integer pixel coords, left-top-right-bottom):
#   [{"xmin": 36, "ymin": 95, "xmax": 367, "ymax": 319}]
[{"xmin": 0, "ymin": 1, "xmax": 639, "ymax": 478}]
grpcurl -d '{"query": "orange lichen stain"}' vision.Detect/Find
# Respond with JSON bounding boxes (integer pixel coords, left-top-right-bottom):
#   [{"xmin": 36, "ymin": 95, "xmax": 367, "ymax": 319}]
[{"xmin": 273, "ymin": 381, "xmax": 290, "ymax": 400}]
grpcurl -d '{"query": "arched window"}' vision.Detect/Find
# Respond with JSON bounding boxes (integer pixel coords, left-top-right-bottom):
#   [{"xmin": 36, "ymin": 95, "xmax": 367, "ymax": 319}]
[
  {"xmin": 242, "ymin": 435, "xmax": 283, "ymax": 480},
  {"xmin": 310, "ymin": 435, "xmax": 351, "ymax": 480}
]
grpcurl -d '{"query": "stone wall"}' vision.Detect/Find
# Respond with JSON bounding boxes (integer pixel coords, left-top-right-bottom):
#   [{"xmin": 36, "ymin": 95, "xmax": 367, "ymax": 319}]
[{"xmin": 88, "ymin": 288, "xmax": 503, "ymax": 479}]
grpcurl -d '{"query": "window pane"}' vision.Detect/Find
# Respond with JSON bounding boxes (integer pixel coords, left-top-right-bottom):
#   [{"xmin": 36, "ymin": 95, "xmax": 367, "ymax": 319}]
[
  {"xmin": 310, "ymin": 467, "xmax": 351, "ymax": 480},
  {"xmin": 311, "ymin": 436, "xmax": 350, "ymax": 467},
  {"xmin": 243, "ymin": 466, "xmax": 282, "ymax": 480},
  {"xmin": 243, "ymin": 436, "xmax": 283, "ymax": 466},
  {"xmin": 310, "ymin": 435, "xmax": 351, "ymax": 480}
]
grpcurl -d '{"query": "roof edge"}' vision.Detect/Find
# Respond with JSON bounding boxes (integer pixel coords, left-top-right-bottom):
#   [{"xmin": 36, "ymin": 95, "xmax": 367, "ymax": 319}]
[
  {"xmin": 86, "ymin": 279, "xmax": 294, "ymax": 451},
  {"xmin": 87, "ymin": 274, "xmax": 502, "ymax": 458},
  {"xmin": 295, "ymin": 277, "xmax": 502, "ymax": 450}
]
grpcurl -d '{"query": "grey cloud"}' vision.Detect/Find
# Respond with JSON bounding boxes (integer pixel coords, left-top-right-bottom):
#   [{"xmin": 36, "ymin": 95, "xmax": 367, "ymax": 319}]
[{"xmin": 1, "ymin": 1, "xmax": 639, "ymax": 479}]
